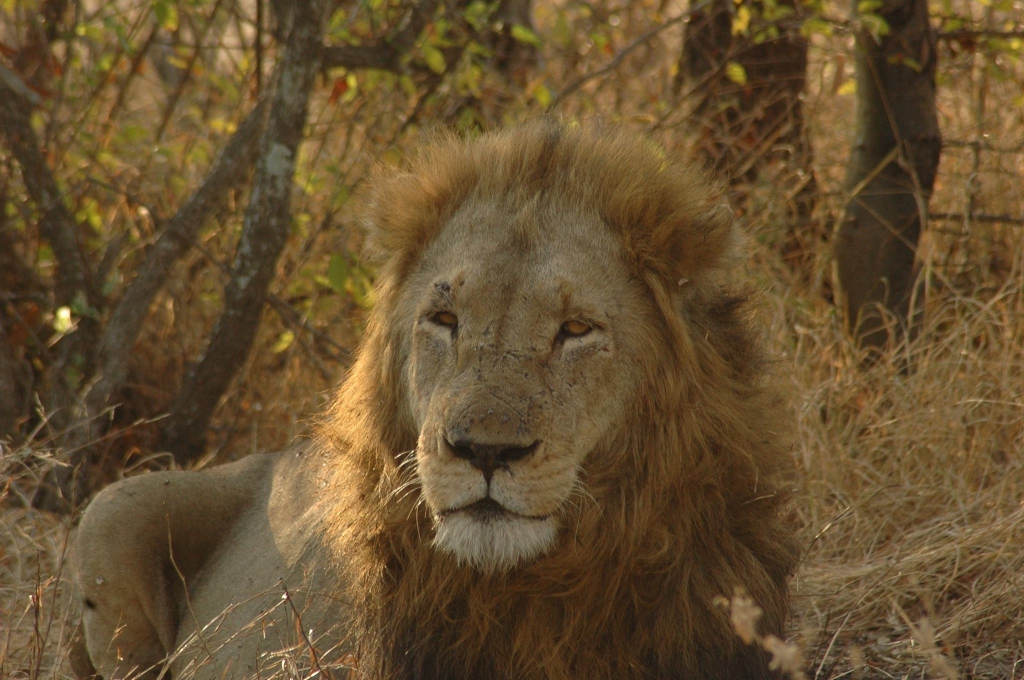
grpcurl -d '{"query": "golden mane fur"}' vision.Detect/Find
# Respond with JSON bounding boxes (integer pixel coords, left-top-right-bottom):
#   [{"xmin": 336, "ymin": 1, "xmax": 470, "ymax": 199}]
[
  {"xmin": 315, "ymin": 118, "xmax": 800, "ymax": 679},
  {"xmin": 72, "ymin": 119, "xmax": 797, "ymax": 680}
]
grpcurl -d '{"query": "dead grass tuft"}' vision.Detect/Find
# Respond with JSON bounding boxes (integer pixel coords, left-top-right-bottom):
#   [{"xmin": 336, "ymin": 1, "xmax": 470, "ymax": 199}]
[
  {"xmin": 1, "ymin": 447, "xmax": 78, "ymax": 680},
  {"xmin": 770, "ymin": 264, "xmax": 1024, "ymax": 677}
]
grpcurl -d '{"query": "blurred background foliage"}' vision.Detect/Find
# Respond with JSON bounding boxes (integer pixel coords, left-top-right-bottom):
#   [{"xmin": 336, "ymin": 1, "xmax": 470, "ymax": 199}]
[{"xmin": 1, "ymin": 0, "xmax": 1024, "ymax": 675}]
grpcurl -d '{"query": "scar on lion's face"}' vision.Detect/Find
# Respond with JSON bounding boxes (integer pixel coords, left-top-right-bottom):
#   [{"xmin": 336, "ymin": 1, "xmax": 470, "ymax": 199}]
[{"xmin": 402, "ymin": 203, "xmax": 644, "ymax": 572}]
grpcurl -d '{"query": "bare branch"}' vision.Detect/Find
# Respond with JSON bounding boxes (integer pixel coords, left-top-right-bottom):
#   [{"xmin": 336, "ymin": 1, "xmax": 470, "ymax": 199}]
[
  {"xmin": 0, "ymin": 64, "xmax": 94, "ymax": 309},
  {"xmin": 549, "ymin": 3, "xmax": 709, "ymax": 109},
  {"xmin": 930, "ymin": 212, "xmax": 1024, "ymax": 226},
  {"xmin": 319, "ymin": 0, "xmax": 441, "ymax": 72},
  {"xmin": 82, "ymin": 98, "xmax": 271, "ymax": 421},
  {"xmin": 938, "ymin": 29, "xmax": 1024, "ymax": 41},
  {"xmin": 161, "ymin": 0, "xmax": 330, "ymax": 464},
  {"xmin": 155, "ymin": 0, "xmax": 228, "ymax": 143},
  {"xmin": 320, "ymin": 43, "xmax": 404, "ymax": 71},
  {"xmin": 1, "ymin": 63, "xmax": 107, "ymax": 513}
]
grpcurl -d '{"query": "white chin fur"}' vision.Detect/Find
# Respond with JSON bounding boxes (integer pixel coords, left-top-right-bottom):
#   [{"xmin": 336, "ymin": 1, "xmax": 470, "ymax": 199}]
[{"xmin": 433, "ymin": 512, "xmax": 557, "ymax": 573}]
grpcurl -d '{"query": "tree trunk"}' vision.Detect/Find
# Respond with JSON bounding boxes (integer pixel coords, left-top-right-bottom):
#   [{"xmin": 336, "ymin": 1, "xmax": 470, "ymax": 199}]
[
  {"xmin": 15, "ymin": 103, "xmax": 270, "ymax": 514},
  {"xmin": 159, "ymin": 0, "xmax": 328, "ymax": 464},
  {"xmin": 835, "ymin": 0, "xmax": 941, "ymax": 351}
]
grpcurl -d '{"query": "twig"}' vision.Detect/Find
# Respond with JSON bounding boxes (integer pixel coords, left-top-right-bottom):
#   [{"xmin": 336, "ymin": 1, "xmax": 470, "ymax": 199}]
[
  {"xmin": 930, "ymin": 212, "xmax": 1024, "ymax": 226},
  {"xmin": 167, "ymin": 510, "xmax": 216, "ymax": 672},
  {"xmin": 266, "ymin": 294, "xmax": 350, "ymax": 365},
  {"xmin": 319, "ymin": 0, "xmax": 441, "ymax": 72},
  {"xmin": 255, "ymin": 0, "xmax": 264, "ymax": 95},
  {"xmin": 281, "ymin": 583, "xmax": 333, "ymax": 680},
  {"xmin": 938, "ymin": 29, "xmax": 1024, "ymax": 41},
  {"xmin": 549, "ymin": 2, "xmax": 712, "ymax": 109},
  {"xmin": 79, "ymin": 97, "xmax": 271, "ymax": 433},
  {"xmin": 943, "ymin": 139, "xmax": 1024, "ymax": 153},
  {"xmin": 0, "ymin": 64, "xmax": 94, "ymax": 308},
  {"xmin": 155, "ymin": 0, "xmax": 228, "ymax": 144},
  {"xmin": 161, "ymin": 0, "xmax": 329, "ymax": 464},
  {"xmin": 104, "ymin": 16, "xmax": 161, "ymax": 131}
]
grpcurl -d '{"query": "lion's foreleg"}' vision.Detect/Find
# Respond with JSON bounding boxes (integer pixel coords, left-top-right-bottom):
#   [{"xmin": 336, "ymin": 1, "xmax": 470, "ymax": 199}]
[{"xmin": 73, "ymin": 454, "xmax": 274, "ymax": 679}]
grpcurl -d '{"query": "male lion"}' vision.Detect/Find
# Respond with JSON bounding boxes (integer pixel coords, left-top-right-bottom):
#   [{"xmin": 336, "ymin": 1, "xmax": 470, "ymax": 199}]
[{"xmin": 73, "ymin": 119, "xmax": 799, "ymax": 680}]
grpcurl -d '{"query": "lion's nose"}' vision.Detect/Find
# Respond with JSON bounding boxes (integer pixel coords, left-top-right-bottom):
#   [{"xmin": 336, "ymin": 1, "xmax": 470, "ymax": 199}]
[{"xmin": 446, "ymin": 439, "xmax": 540, "ymax": 481}]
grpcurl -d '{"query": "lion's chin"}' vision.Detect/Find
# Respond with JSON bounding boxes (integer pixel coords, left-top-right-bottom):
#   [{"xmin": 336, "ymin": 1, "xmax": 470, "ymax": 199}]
[{"xmin": 432, "ymin": 507, "xmax": 557, "ymax": 573}]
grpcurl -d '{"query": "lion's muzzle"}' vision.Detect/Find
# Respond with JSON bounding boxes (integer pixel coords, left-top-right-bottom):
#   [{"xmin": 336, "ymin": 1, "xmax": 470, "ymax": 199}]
[
  {"xmin": 444, "ymin": 438, "xmax": 541, "ymax": 482},
  {"xmin": 415, "ymin": 397, "xmax": 566, "ymax": 572}
]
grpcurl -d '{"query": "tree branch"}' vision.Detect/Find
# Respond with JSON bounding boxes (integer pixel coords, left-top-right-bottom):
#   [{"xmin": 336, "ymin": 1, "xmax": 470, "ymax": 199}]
[
  {"xmin": 1, "ymin": 63, "xmax": 111, "ymax": 511},
  {"xmin": 160, "ymin": 0, "xmax": 329, "ymax": 464},
  {"xmin": 0, "ymin": 64, "xmax": 94, "ymax": 309},
  {"xmin": 82, "ymin": 98, "xmax": 271, "ymax": 421},
  {"xmin": 938, "ymin": 30, "xmax": 1024, "ymax": 41},
  {"xmin": 321, "ymin": 43, "xmax": 404, "ymax": 71},
  {"xmin": 549, "ymin": 1, "xmax": 710, "ymax": 109},
  {"xmin": 319, "ymin": 0, "xmax": 441, "ymax": 72},
  {"xmin": 929, "ymin": 212, "xmax": 1024, "ymax": 226},
  {"xmin": 25, "ymin": 82, "xmax": 270, "ymax": 512}
]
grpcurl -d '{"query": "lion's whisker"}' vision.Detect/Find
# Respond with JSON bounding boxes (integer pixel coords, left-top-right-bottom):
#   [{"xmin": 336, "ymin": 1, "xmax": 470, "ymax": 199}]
[{"xmin": 381, "ymin": 477, "xmax": 421, "ymax": 507}]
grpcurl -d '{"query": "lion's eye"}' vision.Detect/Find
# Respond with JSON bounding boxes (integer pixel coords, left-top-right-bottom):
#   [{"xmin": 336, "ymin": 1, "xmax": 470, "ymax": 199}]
[
  {"xmin": 430, "ymin": 311, "xmax": 459, "ymax": 329},
  {"xmin": 558, "ymin": 320, "xmax": 592, "ymax": 340}
]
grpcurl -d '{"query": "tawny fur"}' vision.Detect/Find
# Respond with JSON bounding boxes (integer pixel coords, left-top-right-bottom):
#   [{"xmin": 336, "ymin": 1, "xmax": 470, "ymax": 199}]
[
  {"xmin": 317, "ymin": 119, "xmax": 799, "ymax": 679},
  {"xmin": 73, "ymin": 119, "xmax": 799, "ymax": 680}
]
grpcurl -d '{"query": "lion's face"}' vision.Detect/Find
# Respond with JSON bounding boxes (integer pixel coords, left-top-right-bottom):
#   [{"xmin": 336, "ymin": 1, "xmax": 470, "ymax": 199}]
[{"xmin": 398, "ymin": 198, "xmax": 650, "ymax": 572}]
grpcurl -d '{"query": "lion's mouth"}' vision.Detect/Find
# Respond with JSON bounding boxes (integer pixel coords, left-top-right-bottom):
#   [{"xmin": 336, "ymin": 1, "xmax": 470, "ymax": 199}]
[
  {"xmin": 439, "ymin": 498, "xmax": 549, "ymax": 522},
  {"xmin": 431, "ymin": 497, "xmax": 559, "ymax": 571}
]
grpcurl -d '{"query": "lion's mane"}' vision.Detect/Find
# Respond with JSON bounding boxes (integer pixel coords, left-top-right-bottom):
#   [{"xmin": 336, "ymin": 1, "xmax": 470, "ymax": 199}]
[{"xmin": 315, "ymin": 119, "xmax": 799, "ymax": 680}]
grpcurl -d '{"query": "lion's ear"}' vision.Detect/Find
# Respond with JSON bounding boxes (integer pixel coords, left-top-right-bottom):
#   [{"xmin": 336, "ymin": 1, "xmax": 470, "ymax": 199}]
[
  {"xmin": 359, "ymin": 210, "xmax": 392, "ymax": 266},
  {"xmin": 359, "ymin": 145, "xmax": 477, "ymax": 269},
  {"xmin": 660, "ymin": 200, "xmax": 746, "ymax": 295},
  {"xmin": 358, "ymin": 172, "xmax": 420, "ymax": 265}
]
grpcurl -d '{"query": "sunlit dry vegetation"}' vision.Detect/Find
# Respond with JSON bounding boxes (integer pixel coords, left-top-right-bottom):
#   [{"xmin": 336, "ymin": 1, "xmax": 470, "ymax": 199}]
[{"xmin": 2, "ymin": 0, "xmax": 1023, "ymax": 677}]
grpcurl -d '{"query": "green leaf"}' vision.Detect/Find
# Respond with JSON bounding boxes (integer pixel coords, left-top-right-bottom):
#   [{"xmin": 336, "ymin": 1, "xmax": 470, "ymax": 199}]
[
  {"xmin": 154, "ymin": 0, "xmax": 179, "ymax": 31},
  {"xmin": 456, "ymin": 63, "xmax": 484, "ymax": 97},
  {"xmin": 349, "ymin": 266, "xmax": 375, "ymax": 309},
  {"xmin": 333, "ymin": 185, "xmax": 351, "ymax": 211},
  {"xmin": 725, "ymin": 61, "xmax": 748, "ymax": 86},
  {"xmin": 463, "ymin": 1, "xmax": 492, "ymax": 30},
  {"xmin": 422, "ymin": 44, "xmax": 447, "ymax": 74},
  {"xmin": 553, "ymin": 12, "xmax": 572, "ymax": 47},
  {"xmin": 860, "ymin": 13, "xmax": 890, "ymax": 40},
  {"xmin": 731, "ymin": 6, "xmax": 752, "ymax": 36},
  {"xmin": 533, "ymin": 83, "xmax": 552, "ymax": 109},
  {"xmin": 327, "ymin": 254, "xmax": 350, "ymax": 296},
  {"xmin": 119, "ymin": 123, "xmax": 150, "ymax": 143},
  {"xmin": 800, "ymin": 17, "xmax": 833, "ymax": 38},
  {"xmin": 510, "ymin": 24, "xmax": 542, "ymax": 47},
  {"xmin": 71, "ymin": 290, "xmax": 99, "ymax": 320},
  {"xmin": 75, "ymin": 197, "xmax": 103, "ymax": 234},
  {"xmin": 399, "ymin": 74, "xmax": 417, "ymax": 98},
  {"xmin": 53, "ymin": 307, "xmax": 73, "ymax": 334},
  {"xmin": 271, "ymin": 330, "xmax": 295, "ymax": 354},
  {"xmin": 890, "ymin": 54, "xmax": 923, "ymax": 71}
]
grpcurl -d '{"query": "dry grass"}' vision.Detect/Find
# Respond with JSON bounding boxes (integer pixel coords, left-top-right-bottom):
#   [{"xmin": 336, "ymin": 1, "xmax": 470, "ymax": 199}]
[
  {"xmin": 6, "ymin": 183, "xmax": 1023, "ymax": 680},
  {"xmin": 780, "ymin": 284, "xmax": 1024, "ymax": 678},
  {"xmin": 1, "ymin": 447, "xmax": 79, "ymax": 679}
]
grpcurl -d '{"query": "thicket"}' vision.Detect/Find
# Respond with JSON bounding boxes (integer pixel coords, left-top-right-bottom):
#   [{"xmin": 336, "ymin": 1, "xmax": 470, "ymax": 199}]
[{"xmin": 1, "ymin": 0, "xmax": 1023, "ymax": 677}]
